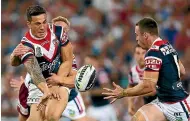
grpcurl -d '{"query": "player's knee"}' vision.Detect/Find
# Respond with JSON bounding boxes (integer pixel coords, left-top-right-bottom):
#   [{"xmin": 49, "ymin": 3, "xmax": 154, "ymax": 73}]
[
  {"xmin": 59, "ymin": 87, "xmax": 69, "ymax": 99},
  {"xmin": 46, "ymin": 113, "xmax": 60, "ymax": 121},
  {"xmin": 46, "ymin": 112, "xmax": 61, "ymax": 121},
  {"xmin": 59, "ymin": 87, "xmax": 69, "ymax": 95},
  {"xmin": 131, "ymin": 110, "xmax": 147, "ymax": 121},
  {"xmin": 26, "ymin": 117, "xmax": 42, "ymax": 121}
]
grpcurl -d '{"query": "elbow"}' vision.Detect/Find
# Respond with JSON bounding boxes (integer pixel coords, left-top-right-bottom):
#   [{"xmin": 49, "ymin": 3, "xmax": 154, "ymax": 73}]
[
  {"xmin": 144, "ymin": 82, "xmax": 157, "ymax": 96},
  {"xmin": 10, "ymin": 56, "xmax": 21, "ymax": 66},
  {"xmin": 10, "ymin": 61, "xmax": 20, "ymax": 66},
  {"xmin": 149, "ymin": 84, "xmax": 157, "ymax": 96}
]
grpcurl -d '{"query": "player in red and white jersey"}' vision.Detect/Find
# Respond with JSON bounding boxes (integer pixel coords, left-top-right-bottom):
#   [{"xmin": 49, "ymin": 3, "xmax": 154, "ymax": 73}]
[
  {"xmin": 103, "ymin": 17, "xmax": 189, "ymax": 121},
  {"xmin": 10, "ymin": 5, "xmax": 74, "ymax": 121},
  {"xmin": 11, "ymin": 15, "xmax": 95, "ymax": 121},
  {"xmin": 127, "ymin": 45, "xmax": 146, "ymax": 116}
]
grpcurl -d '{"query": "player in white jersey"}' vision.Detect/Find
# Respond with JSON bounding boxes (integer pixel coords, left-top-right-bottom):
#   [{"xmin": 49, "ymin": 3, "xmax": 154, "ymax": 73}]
[
  {"xmin": 127, "ymin": 45, "xmax": 146, "ymax": 116},
  {"xmin": 103, "ymin": 17, "xmax": 189, "ymax": 121},
  {"xmin": 10, "ymin": 5, "xmax": 74, "ymax": 121}
]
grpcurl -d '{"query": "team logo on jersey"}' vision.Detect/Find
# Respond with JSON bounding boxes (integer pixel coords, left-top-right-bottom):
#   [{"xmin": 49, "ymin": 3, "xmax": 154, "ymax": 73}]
[
  {"xmin": 35, "ymin": 46, "xmax": 43, "ymax": 57},
  {"xmin": 172, "ymin": 81, "xmax": 184, "ymax": 91},
  {"xmin": 145, "ymin": 56, "xmax": 162, "ymax": 71},
  {"xmin": 160, "ymin": 44, "xmax": 176, "ymax": 55},
  {"xmin": 175, "ymin": 117, "xmax": 183, "ymax": 121}
]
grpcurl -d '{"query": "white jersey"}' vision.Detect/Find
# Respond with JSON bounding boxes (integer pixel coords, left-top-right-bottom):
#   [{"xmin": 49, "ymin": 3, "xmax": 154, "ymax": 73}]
[{"xmin": 128, "ymin": 65, "xmax": 144, "ymax": 85}]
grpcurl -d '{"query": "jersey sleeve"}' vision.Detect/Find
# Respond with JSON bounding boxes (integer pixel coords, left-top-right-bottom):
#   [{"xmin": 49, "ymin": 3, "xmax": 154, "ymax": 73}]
[
  {"xmin": 54, "ymin": 26, "xmax": 69, "ymax": 46},
  {"xmin": 144, "ymin": 50, "xmax": 163, "ymax": 72},
  {"xmin": 20, "ymin": 39, "xmax": 35, "ymax": 63}
]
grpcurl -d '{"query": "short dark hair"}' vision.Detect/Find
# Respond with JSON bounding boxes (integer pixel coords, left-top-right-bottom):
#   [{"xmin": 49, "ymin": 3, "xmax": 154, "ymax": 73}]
[
  {"xmin": 136, "ymin": 17, "xmax": 159, "ymax": 36},
  {"xmin": 26, "ymin": 5, "xmax": 46, "ymax": 21}
]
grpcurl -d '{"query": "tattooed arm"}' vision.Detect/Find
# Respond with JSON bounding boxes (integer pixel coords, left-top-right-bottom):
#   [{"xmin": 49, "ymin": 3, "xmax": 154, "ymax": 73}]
[{"xmin": 24, "ymin": 55, "xmax": 49, "ymax": 93}]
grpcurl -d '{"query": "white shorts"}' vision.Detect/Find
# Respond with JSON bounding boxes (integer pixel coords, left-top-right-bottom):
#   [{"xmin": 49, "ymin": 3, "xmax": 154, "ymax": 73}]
[
  {"xmin": 151, "ymin": 95, "xmax": 190, "ymax": 121},
  {"xmin": 62, "ymin": 93, "xmax": 86, "ymax": 120},
  {"xmin": 27, "ymin": 82, "xmax": 70, "ymax": 105},
  {"xmin": 87, "ymin": 104, "xmax": 118, "ymax": 121}
]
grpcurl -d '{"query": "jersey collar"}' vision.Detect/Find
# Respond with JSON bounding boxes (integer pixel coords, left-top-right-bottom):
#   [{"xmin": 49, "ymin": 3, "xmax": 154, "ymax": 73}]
[
  {"xmin": 151, "ymin": 37, "xmax": 162, "ymax": 46},
  {"xmin": 29, "ymin": 29, "xmax": 47, "ymax": 40}
]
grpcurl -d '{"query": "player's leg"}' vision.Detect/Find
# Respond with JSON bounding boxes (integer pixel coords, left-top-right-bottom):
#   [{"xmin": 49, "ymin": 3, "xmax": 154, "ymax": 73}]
[
  {"xmin": 26, "ymin": 82, "xmax": 46, "ymax": 121},
  {"xmin": 73, "ymin": 116, "xmax": 97, "ymax": 121},
  {"xmin": 17, "ymin": 83, "xmax": 30, "ymax": 121},
  {"xmin": 131, "ymin": 103, "xmax": 166, "ymax": 121},
  {"xmin": 26, "ymin": 104, "xmax": 44, "ymax": 121},
  {"xmin": 45, "ymin": 86, "xmax": 69, "ymax": 121},
  {"xmin": 62, "ymin": 93, "xmax": 91, "ymax": 121}
]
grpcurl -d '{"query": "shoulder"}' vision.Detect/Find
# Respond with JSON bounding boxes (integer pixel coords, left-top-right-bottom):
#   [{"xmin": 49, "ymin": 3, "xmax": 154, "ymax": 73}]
[
  {"xmin": 148, "ymin": 40, "xmax": 168, "ymax": 52},
  {"xmin": 146, "ymin": 40, "xmax": 169, "ymax": 58}
]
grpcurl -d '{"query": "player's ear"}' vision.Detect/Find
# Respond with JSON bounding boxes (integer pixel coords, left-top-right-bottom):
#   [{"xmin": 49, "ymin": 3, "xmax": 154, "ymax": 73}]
[
  {"xmin": 27, "ymin": 21, "xmax": 31, "ymax": 29},
  {"xmin": 143, "ymin": 32, "xmax": 148, "ymax": 40}
]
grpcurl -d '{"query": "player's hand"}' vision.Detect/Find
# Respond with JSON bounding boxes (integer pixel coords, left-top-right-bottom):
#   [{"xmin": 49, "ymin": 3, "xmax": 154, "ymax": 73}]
[
  {"xmin": 49, "ymin": 86, "xmax": 61, "ymax": 101},
  {"xmin": 128, "ymin": 104, "xmax": 136, "ymax": 116},
  {"xmin": 46, "ymin": 73, "xmax": 61, "ymax": 85},
  {"xmin": 10, "ymin": 76, "xmax": 24, "ymax": 91},
  {"xmin": 12, "ymin": 43, "xmax": 30, "ymax": 56},
  {"xmin": 102, "ymin": 82, "xmax": 125, "ymax": 103},
  {"xmin": 37, "ymin": 91, "xmax": 52, "ymax": 111}
]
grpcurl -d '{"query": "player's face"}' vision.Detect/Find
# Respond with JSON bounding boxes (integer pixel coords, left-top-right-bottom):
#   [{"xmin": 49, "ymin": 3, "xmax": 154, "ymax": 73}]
[
  {"xmin": 134, "ymin": 47, "xmax": 146, "ymax": 67},
  {"xmin": 54, "ymin": 21, "xmax": 69, "ymax": 32},
  {"xmin": 135, "ymin": 26, "xmax": 148, "ymax": 50},
  {"xmin": 27, "ymin": 14, "xmax": 48, "ymax": 38}
]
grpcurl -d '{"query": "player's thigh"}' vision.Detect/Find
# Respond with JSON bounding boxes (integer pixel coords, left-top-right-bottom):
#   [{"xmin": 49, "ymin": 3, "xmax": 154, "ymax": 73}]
[
  {"xmin": 73, "ymin": 116, "xmax": 98, "ymax": 121},
  {"xmin": 72, "ymin": 116, "xmax": 87, "ymax": 121},
  {"xmin": 45, "ymin": 86, "xmax": 69, "ymax": 119},
  {"xmin": 26, "ymin": 104, "xmax": 44, "ymax": 121},
  {"xmin": 18, "ymin": 113, "xmax": 28, "ymax": 121},
  {"xmin": 131, "ymin": 104, "xmax": 166, "ymax": 121}
]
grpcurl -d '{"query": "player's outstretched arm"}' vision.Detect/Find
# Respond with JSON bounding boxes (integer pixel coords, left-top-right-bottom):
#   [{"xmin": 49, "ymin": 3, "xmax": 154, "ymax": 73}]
[
  {"xmin": 23, "ymin": 55, "xmax": 50, "ymax": 94},
  {"xmin": 103, "ymin": 71, "xmax": 158, "ymax": 103}
]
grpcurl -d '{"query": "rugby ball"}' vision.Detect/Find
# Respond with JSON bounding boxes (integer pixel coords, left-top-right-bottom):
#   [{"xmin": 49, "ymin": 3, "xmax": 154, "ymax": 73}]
[{"xmin": 75, "ymin": 65, "xmax": 96, "ymax": 92}]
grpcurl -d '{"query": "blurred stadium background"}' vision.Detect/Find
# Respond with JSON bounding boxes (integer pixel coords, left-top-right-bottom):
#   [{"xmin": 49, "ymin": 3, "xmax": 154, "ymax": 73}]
[{"xmin": 1, "ymin": 0, "xmax": 190, "ymax": 121}]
